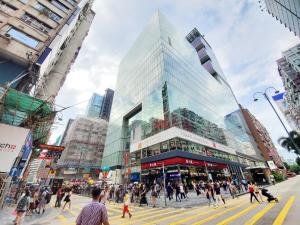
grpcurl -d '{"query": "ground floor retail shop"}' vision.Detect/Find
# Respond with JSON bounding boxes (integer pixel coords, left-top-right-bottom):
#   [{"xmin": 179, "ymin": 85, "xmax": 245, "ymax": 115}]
[{"xmin": 137, "ymin": 151, "xmax": 268, "ymax": 187}]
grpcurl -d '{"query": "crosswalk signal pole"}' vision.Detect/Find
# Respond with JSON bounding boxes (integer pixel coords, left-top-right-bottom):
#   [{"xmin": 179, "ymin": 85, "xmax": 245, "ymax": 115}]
[{"xmin": 162, "ymin": 162, "xmax": 167, "ymax": 207}]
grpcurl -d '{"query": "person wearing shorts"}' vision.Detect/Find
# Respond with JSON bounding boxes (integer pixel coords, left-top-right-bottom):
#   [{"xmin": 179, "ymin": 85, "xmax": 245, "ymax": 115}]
[{"xmin": 15, "ymin": 190, "xmax": 30, "ymax": 225}]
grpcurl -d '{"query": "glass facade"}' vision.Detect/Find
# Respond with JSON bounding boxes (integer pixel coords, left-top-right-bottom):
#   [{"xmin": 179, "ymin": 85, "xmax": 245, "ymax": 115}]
[
  {"xmin": 102, "ymin": 12, "xmax": 261, "ymax": 168},
  {"xmin": 264, "ymin": 0, "xmax": 300, "ymax": 37},
  {"xmin": 85, "ymin": 93, "xmax": 103, "ymax": 118}
]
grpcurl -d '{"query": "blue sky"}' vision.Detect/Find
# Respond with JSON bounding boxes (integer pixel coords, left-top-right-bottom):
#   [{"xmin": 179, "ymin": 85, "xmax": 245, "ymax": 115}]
[{"xmin": 52, "ymin": 0, "xmax": 299, "ymax": 162}]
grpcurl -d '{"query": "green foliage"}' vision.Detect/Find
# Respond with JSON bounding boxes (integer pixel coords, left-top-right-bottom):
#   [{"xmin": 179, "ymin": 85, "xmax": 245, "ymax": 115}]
[
  {"xmin": 284, "ymin": 162, "xmax": 290, "ymax": 170},
  {"xmin": 289, "ymin": 165, "xmax": 300, "ymax": 174},
  {"xmin": 272, "ymin": 171, "xmax": 285, "ymax": 182},
  {"xmin": 296, "ymin": 157, "xmax": 300, "ymax": 166},
  {"xmin": 278, "ymin": 131, "xmax": 300, "ymax": 155}
]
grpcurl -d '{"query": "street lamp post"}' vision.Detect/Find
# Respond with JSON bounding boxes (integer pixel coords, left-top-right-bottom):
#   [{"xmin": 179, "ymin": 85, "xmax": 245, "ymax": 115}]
[{"xmin": 253, "ymin": 87, "xmax": 300, "ymax": 152}]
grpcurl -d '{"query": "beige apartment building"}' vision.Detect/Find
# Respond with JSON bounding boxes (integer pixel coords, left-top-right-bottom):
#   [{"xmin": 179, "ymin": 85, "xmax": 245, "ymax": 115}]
[{"xmin": 0, "ymin": 0, "xmax": 95, "ymax": 101}]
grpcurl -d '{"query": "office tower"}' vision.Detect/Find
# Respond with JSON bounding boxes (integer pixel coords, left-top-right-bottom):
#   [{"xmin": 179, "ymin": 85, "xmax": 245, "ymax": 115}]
[
  {"xmin": 102, "ymin": 12, "xmax": 264, "ymax": 183},
  {"xmin": 240, "ymin": 106, "xmax": 284, "ymax": 168},
  {"xmin": 86, "ymin": 93, "xmax": 103, "ymax": 118},
  {"xmin": 57, "ymin": 117, "xmax": 107, "ymax": 178},
  {"xmin": 263, "ymin": 0, "xmax": 300, "ymax": 37},
  {"xmin": 99, "ymin": 88, "xmax": 114, "ymax": 121},
  {"xmin": 276, "ymin": 44, "xmax": 300, "ymax": 131},
  {"xmin": 0, "ymin": 0, "xmax": 95, "ymax": 102}
]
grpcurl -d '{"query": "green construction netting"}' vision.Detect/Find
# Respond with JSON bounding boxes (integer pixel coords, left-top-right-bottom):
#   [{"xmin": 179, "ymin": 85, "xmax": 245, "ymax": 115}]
[{"xmin": 0, "ymin": 86, "xmax": 54, "ymax": 143}]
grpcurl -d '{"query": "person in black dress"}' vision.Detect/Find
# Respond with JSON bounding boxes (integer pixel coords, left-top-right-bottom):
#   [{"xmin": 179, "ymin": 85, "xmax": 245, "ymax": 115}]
[
  {"xmin": 139, "ymin": 184, "xmax": 148, "ymax": 206},
  {"xmin": 62, "ymin": 191, "xmax": 71, "ymax": 210}
]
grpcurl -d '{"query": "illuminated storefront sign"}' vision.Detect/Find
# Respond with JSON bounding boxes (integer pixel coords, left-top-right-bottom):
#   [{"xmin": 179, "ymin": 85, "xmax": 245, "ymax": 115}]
[{"xmin": 141, "ymin": 157, "xmax": 227, "ymax": 169}]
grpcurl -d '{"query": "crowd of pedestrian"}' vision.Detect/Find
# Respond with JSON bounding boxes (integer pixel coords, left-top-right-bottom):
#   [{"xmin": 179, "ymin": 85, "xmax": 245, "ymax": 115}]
[
  {"xmin": 11, "ymin": 178, "xmax": 273, "ymax": 225},
  {"xmin": 13, "ymin": 185, "xmax": 72, "ymax": 225}
]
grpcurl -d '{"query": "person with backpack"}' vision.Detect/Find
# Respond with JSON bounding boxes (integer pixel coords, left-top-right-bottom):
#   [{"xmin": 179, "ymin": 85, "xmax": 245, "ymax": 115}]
[
  {"xmin": 248, "ymin": 182, "xmax": 260, "ymax": 203},
  {"xmin": 15, "ymin": 190, "xmax": 30, "ymax": 225},
  {"xmin": 37, "ymin": 188, "xmax": 48, "ymax": 214}
]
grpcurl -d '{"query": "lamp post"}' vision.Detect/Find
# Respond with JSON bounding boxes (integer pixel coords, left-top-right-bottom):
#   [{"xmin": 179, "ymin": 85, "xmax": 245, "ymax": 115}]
[{"xmin": 253, "ymin": 86, "xmax": 300, "ymax": 152}]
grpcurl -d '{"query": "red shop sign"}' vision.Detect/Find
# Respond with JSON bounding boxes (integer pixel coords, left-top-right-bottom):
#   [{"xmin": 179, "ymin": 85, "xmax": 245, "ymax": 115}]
[{"xmin": 141, "ymin": 157, "xmax": 227, "ymax": 169}]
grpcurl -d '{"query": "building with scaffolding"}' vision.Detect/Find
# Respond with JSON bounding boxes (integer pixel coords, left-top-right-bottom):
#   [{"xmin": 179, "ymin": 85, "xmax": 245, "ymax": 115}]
[
  {"xmin": 0, "ymin": 0, "xmax": 95, "ymax": 102},
  {"xmin": 57, "ymin": 116, "xmax": 108, "ymax": 179},
  {"xmin": 0, "ymin": 86, "xmax": 55, "ymax": 145}
]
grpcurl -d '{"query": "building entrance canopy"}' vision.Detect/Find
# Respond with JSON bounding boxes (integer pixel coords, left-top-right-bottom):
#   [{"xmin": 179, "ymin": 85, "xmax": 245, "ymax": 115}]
[{"xmin": 141, "ymin": 157, "xmax": 227, "ymax": 170}]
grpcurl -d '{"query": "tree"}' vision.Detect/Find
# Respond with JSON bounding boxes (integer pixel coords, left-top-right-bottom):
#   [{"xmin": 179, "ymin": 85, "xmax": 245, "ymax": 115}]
[
  {"xmin": 284, "ymin": 162, "xmax": 290, "ymax": 170},
  {"xmin": 278, "ymin": 131, "xmax": 300, "ymax": 155},
  {"xmin": 296, "ymin": 157, "xmax": 300, "ymax": 166}
]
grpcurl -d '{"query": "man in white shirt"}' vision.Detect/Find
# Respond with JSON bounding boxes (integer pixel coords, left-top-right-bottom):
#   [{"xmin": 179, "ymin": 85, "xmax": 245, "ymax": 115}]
[{"xmin": 100, "ymin": 186, "xmax": 110, "ymax": 205}]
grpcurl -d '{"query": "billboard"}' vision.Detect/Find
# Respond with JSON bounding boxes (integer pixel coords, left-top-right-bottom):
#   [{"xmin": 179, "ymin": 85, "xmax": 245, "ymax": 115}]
[
  {"xmin": 0, "ymin": 124, "xmax": 30, "ymax": 173},
  {"xmin": 37, "ymin": 144, "xmax": 65, "ymax": 163}
]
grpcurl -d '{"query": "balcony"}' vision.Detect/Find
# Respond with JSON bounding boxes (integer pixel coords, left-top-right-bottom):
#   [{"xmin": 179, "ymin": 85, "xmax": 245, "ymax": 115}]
[
  {"xmin": 203, "ymin": 60, "xmax": 216, "ymax": 76},
  {"xmin": 0, "ymin": 2, "xmax": 16, "ymax": 15},
  {"xmin": 191, "ymin": 37, "xmax": 205, "ymax": 51},
  {"xmin": 20, "ymin": 14, "xmax": 52, "ymax": 34},
  {"xmin": 197, "ymin": 47, "xmax": 210, "ymax": 64}
]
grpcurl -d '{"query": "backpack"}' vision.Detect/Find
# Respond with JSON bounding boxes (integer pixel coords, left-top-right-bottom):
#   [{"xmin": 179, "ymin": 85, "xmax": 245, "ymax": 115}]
[
  {"xmin": 17, "ymin": 196, "xmax": 28, "ymax": 211},
  {"xmin": 249, "ymin": 186, "xmax": 254, "ymax": 193}
]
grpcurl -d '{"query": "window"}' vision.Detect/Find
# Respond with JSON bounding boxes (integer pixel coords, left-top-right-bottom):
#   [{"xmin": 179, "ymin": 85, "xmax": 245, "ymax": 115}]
[
  {"xmin": 65, "ymin": 0, "xmax": 76, "ymax": 5},
  {"xmin": 7, "ymin": 28, "xmax": 39, "ymax": 48},
  {"xmin": 35, "ymin": 3, "xmax": 62, "ymax": 22},
  {"xmin": 49, "ymin": 0, "xmax": 70, "ymax": 11},
  {"xmin": 19, "ymin": 0, "xmax": 28, "ymax": 4},
  {"xmin": 21, "ymin": 13, "xmax": 52, "ymax": 34}
]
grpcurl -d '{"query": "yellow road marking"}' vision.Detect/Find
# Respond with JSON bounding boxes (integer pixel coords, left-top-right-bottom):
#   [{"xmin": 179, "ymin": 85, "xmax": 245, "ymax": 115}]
[
  {"xmin": 57, "ymin": 214, "xmax": 67, "ymax": 222},
  {"xmin": 245, "ymin": 197, "xmax": 281, "ymax": 225},
  {"xmin": 272, "ymin": 196, "xmax": 296, "ymax": 225},
  {"xmin": 190, "ymin": 202, "xmax": 249, "ymax": 225},
  {"xmin": 216, "ymin": 203, "xmax": 259, "ymax": 225},
  {"xmin": 118, "ymin": 208, "xmax": 183, "ymax": 225},
  {"xmin": 168, "ymin": 197, "xmax": 247, "ymax": 225},
  {"xmin": 108, "ymin": 207, "xmax": 159, "ymax": 219}
]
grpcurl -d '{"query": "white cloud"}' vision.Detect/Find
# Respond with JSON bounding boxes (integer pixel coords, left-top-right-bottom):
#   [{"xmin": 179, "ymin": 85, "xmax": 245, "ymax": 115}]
[{"xmin": 53, "ymin": 0, "xmax": 299, "ymax": 161}]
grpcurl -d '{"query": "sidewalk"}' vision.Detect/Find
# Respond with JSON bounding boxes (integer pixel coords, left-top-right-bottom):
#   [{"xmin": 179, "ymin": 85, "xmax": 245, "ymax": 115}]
[{"xmin": 0, "ymin": 200, "xmax": 56, "ymax": 225}]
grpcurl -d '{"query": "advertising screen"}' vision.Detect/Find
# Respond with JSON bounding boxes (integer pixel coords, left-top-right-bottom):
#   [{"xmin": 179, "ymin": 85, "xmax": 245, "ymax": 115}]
[{"xmin": 0, "ymin": 124, "xmax": 30, "ymax": 172}]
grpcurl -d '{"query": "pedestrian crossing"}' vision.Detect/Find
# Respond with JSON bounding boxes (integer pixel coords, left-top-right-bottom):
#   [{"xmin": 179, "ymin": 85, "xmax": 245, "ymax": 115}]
[{"xmin": 43, "ymin": 195, "xmax": 296, "ymax": 225}]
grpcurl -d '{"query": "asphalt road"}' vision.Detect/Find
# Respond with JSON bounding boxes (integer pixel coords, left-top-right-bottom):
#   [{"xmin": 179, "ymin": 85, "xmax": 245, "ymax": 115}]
[{"xmin": 2, "ymin": 176, "xmax": 299, "ymax": 225}]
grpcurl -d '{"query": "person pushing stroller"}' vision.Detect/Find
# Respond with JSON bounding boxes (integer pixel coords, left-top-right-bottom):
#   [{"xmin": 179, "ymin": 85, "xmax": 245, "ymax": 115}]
[{"xmin": 261, "ymin": 188, "xmax": 279, "ymax": 202}]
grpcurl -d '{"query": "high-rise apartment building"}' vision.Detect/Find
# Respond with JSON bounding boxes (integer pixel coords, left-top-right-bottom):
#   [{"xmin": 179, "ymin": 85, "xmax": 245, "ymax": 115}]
[
  {"xmin": 0, "ymin": 0, "xmax": 95, "ymax": 102},
  {"xmin": 86, "ymin": 93, "xmax": 103, "ymax": 118},
  {"xmin": 102, "ymin": 12, "xmax": 264, "ymax": 184},
  {"xmin": 263, "ymin": 0, "xmax": 300, "ymax": 37},
  {"xmin": 272, "ymin": 92, "xmax": 299, "ymax": 131},
  {"xmin": 240, "ymin": 106, "xmax": 284, "ymax": 168},
  {"xmin": 99, "ymin": 88, "xmax": 114, "ymax": 121},
  {"xmin": 276, "ymin": 44, "xmax": 300, "ymax": 131}
]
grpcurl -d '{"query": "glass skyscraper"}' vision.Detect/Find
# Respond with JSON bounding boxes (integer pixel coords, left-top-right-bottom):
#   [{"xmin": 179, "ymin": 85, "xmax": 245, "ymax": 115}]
[
  {"xmin": 102, "ymin": 12, "xmax": 263, "ymax": 183},
  {"xmin": 86, "ymin": 93, "xmax": 103, "ymax": 118}
]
